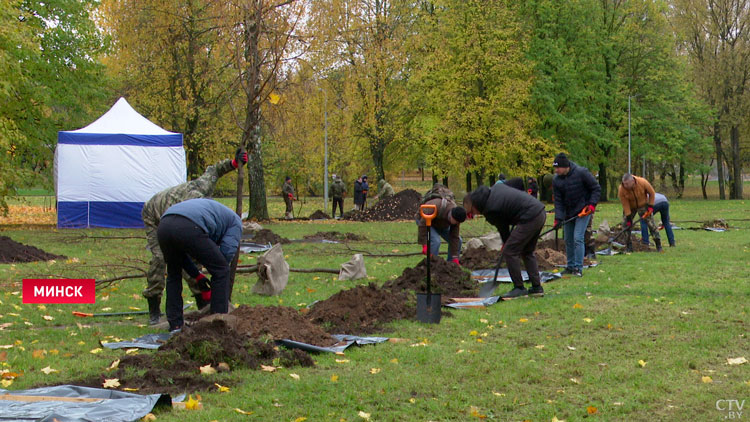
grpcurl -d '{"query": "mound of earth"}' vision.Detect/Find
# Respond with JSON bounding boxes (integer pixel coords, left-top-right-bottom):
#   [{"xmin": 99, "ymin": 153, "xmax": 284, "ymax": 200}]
[
  {"xmin": 0, "ymin": 236, "xmax": 65, "ymax": 263},
  {"xmin": 384, "ymin": 256, "xmax": 477, "ymax": 299},
  {"xmin": 536, "ymin": 239, "xmax": 567, "ymax": 252},
  {"xmin": 249, "ymin": 229, "xmax": 290, "ymax": 245},
  {"xmin": 460, "ymin": 247, "xmax": 501, "ymax": 270},
  {"xmin": 306, "ymin": 283, "xmax": 413, "ymax": 334},
  {"xmin": 341, "ymin": 189, "xmax": 422, "ymax": 222},
  {"xmin": 309, "ymin": 210, "xmax": 331, "ymax": 220},
  {"xmin": 102, "ymin": 318, "xmax": 313, "ymax": 395},
  {"xmin": 303, "ymin": 231, "xmax": 367, "ymax": 242},
  {"xmin": 703, "ymin": 219, "xmax": 729, "ymax": 229},
  {"xmin": 535, "ymin": 248, "xmax": 567, "ymax": 270},
  {"xmin": 230, "ymin": 305, "xmax": 337, "ymax": 347}
]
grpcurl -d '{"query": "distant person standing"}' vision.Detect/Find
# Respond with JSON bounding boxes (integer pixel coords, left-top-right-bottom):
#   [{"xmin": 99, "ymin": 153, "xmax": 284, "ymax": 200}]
[
  {"xmin": 361, "ymin": 176, "xmax": 370, "ymax": 209},
  {"xmin": 353, "ymin": 176, "xmax": 365, "ymax": 211},
  {"xmin": 282, "ymin": 176, "xmax": 296, "ymax": 220},
  {"xmin": 641, "ymin": 192, "xmax": 675, "ymax": 247},
  {"xmin": 541, "ymin": 173, "xmax": 554, "ymax": 202},
  {"xmin": 552, "ymin": 153, "xmax": 601, "ymax": 276},
  {"xmin": 527, "ymin": 177, "xmax": 539, "ymax": 198},
  {"xmin": 330, "ymin": 175, "xmax": 346, "ymax": 218}
]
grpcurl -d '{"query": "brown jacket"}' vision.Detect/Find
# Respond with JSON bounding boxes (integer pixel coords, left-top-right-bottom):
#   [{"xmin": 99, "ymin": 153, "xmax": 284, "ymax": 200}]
[
  {"xmin": 618, "ymin": 176, "xmax": 655, "ymax": 216},
  {"xmin": 417, "ymin": 197, "xmax": 461, "ymax": 258}
]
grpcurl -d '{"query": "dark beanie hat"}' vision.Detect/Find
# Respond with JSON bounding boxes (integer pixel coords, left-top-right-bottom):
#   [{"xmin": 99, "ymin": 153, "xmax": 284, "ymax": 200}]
[
  {"xmin": 469, "ymin": 185, "xmax": 491, "ymax": 213},
  {"xmin": 553, "ymin": 153, "xmax": 570, "ymax": 168},
  {"xmin": 451, "ymin": 206, "xmax": 467, "ymax": 223},
  {"xmin": 285, "ymin": 176, "xmax": 291, "ymax": 181}
]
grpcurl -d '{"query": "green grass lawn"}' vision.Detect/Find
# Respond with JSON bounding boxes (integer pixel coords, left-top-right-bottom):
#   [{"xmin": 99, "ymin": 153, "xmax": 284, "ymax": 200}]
[{"xmin": 1, "ymin": 197, "xmax": 749, "ymax": 421}]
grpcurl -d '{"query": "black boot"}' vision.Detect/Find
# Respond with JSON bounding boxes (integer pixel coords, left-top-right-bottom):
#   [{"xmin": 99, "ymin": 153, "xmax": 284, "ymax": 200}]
[
  {"xmin": 655, "ymin": 238, "xmax": 663, "ymax": 252},
  {"xmin": 194, "ymin": 294, "xmax": 209, "ymax": 310},
  {"xmin": 147, "ymin": 296, "xmax": 161, "ymax": 325}
]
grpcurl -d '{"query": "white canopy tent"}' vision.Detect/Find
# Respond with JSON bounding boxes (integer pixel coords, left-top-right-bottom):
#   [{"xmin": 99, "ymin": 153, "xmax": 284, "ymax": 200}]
[{"xmin": 55, "ymin": 97, "xmax": 187, "ymax": 228}]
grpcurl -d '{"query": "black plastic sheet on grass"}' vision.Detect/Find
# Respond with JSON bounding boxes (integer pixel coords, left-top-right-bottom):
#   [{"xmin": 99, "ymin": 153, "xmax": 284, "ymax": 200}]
[{"xmin": 0, "ymin": 385, "xmax": 170, "ymax": 422}]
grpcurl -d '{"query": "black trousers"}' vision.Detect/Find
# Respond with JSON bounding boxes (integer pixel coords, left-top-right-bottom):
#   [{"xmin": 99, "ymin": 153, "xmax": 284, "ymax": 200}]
[
  {"xmin": 157, "ymin": 215, "xmax": 229, "ymax": 329},
  {"xmin": 332, "ymin": 197, "xmax": 344, "ymax": 217},
  {"xmin": 502, "ymin": 210, "xmax": 546, "ymax": 288}
]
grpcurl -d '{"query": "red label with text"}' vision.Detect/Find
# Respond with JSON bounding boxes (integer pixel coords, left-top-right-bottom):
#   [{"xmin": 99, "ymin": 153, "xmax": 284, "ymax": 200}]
[{"xmin": 22, "ymin": 279, "xmax": 96, "ymax": 304}]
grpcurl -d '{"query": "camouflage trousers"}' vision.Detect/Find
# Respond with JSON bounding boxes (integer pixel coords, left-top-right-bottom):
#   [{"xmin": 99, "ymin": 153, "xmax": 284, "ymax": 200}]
[{"xmin": 142, "ymin": 220, "xmax": 202, "ymax": 299}]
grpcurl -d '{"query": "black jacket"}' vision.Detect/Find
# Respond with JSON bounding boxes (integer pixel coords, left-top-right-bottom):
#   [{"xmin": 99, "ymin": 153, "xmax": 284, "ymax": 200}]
[
  {"xmin": 472, "ymin": 184, "xmax": 545, "ymax": 242},
  {"xmin": 354, "ymin": 180, "xmax": 364, "ymax": 205},
  {"xmin": 528, "ymin": 180, "xmax": 539, "ymax": 198},
  {"xmin": 552, "ymin": 162, "xmax": 601, "ymax": 221}
]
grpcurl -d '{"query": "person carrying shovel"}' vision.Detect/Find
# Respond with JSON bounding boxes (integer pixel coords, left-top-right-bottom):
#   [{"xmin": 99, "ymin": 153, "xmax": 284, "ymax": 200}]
[
  {"xmin": 552, "ymin": 153, "xmax": 601, "ymax": 277},
  {"xmin": 618, "ymin": 173, "xmax": 662, "ymax": 252},
  {"xmin": 416, "ymin": 184, "xmax": 467, "ymax": 265},
  {"xmin": 464, "ymin": 183, "xmax": 546, "ymax": 299}
]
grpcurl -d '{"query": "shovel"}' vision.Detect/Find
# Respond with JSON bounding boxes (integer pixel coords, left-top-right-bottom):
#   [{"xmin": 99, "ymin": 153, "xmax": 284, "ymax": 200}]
[{"xmin": 416, "ymin": 204, "xmax": 441, "ymax": 324}]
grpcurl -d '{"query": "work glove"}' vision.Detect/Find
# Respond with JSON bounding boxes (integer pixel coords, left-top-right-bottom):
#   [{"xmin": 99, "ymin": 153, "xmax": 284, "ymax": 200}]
[
  {"xmin": 553, "ymin": 219, "xmax": 561, "ymax": 230},
  {"xmin": 578, "ymin": 204, "xmax": 595, "ymax": 218},
  {"xmin": 231, "ymin": 148, "xmax": 248, "ymax": 168},
  {"xmin": 195, "ymin": 273, "xmax": 211, "ymax": 292},
  {"xmin": 422, "ymin": 244, "xmax": 428, "ymax": 255},
  {"xmin": 527, "ymin": 189, "xmax": 533, "ymax": 195},
  {"xmin": 624, "ymin": 216, "xmax": 633, "ymax": 229},
  {"xmin": 451, "ymin": 258, "xmax": 460, "ymax": 267},
  {"xmin": 288, "ymin": 193, "xmax": 294, "ymax": 200},
  {"xmin": 642, "ymin": 206, "xmax": 654, "ymax": 219},
  {"xmin": 466, "ymin": 212, "xmax": 474, "ymax": 220},
  {"xmin": 201, "ymin": 290, "xmax": 211, "ymax": 302}
]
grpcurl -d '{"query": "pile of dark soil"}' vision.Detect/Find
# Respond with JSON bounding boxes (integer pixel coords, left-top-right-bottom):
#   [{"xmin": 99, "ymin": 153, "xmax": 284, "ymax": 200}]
[
  {"xmin": 0, "ymin": 235, "xmax": 65, "ymax": 263},
  {"xmin": 536, "ymin": 239, "xmax": 566, "ymax": 252},
  {"xmin": 303, "ymin": 231, "xmax": 367, "ymax": 242},
  {"xmin": 341, "ymin": 189, "xmax": 422, "ymax": 222},
  {"xmin": 309, "ymin": 210, "xmax": 331, "ymax": 220},
  {"xmin": 384, "ymin": 255, "xmax": 477, "ymax": 299},
  {"xmin": 102, "ymin": 318, "xmax": 313, "ymax": 395},
  {"xmin": 703, "ymin": 219, "xmax": 729, "ymax": 229},
  {"xmin": 460, "ymin": 247, "xmax": 501, "ymax": 270},
  {"xmin": 535, "ymin": 248, "xmax": 567, "ymax": 270},
  {"xmin": 306, "ymin": 283, "xmax": 413, "ymax": 334},
  {"xmin": 230, "ymin": 305, "xmax": 337, "ymax": 347},
  {"xmin": 250, "ymin": 229, "xmax": 290, "ymax": 245}
]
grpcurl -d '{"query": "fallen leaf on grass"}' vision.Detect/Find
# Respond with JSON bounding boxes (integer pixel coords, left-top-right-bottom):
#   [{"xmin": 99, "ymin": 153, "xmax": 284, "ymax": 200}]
[
  {"xmin": 101, "ymin": 307, "xmax": 112, "ymax": 312},
  {"xmin": 234, "ymin": 408, "xmax": 253, "ymax": 415},
  {"xmin": 0, "ymin": 351, "xmax": 5, "ymax": 361},
  {"xmin": 638, "ymin": 360, "xmax": 647, "ymax": 368},
  {"xmin": 587, "ymin": 405, "xmax": 598, "ymax": 414},
  {"xmin": 582, "ymin": 318, "xmax": 593, "ymax": 323},
  {"xmin": 551, "ymin": 417, "xmax": 566, "ymax": 422},
  {"xmin": 40, "ymin": 366, "xmax": 58, "ymax": 374},
  {"xmin": 294, "ymin": 417, "xmax": 307, "ymax": 422},
  {"xmin": 331, "ymin": 374, "xmax": 339, "ymax": 382},
  {"xmin": 214, "ymin": 383, "xmax": 230, "ymax": 392},
  {"xmin": 701, "ymin": 376, "xmax": 713, "ymax": 383},
  {"xmin": 32, "ymin": 349, "xmax": 46, "ymax": 359},
  {"xmin": 260, "ymin": 365, "xmax": 277, "ymax": 372},
  {"xmin": 369, "ymin": 368, "xmax": 381, "ymax": 374},
  {"xmin": 90, "ymin": 348, "xmax": 102, "ymax": 354},
  {"xmin": 107, "ymin": 359, "xmax": 120, "ymax": 371},
  {"xmin": 123, "ymin": 387, "xmax": 139, "ymax": 392},
  {"xmin": 727, "ymin": 357, "xmax": 747, "ymax": 366},
  {"xmin": 199, "ymin": 365, "xmax": 216, "ymax": 375},
  {"xmin": 358, "ymin": 411, "xmax": 371, "ymax": 420},
  {"xmin": 535, "ymin": 345, "xmax": 545, "ymax": 349},
  {"xmin": 573, "ymin": 303, "xmax": 583, "ymax": 309},
  {"xmin": 289, "ymin": 373, "xmax": 300, "ymax": 380},
  {"xmin": 1, "ymin": 379, "xmax": 12, "ymax": 388},
  {"xmin": 389, "ymin": 358, "xmax": 398, "ymax": 364},
  {"xmin": 519, "ymin": 318, "xmax": 529, "ymax": 323},
  {"xmin": 141, "ymin": 413, "xmax": 156, "ymax": 421},
  {"xmin": 125, "ymin": 349, "xmax": 139, "ymax": 355},
  {"xmin": 103, "ymin": 378, "xmax": 120, "ymax": 389},
  {"xmin": 469, "ymin": 405, "xmax": 487, "ymax": 419},
  {"xmin": 42, "ymin": 315, "xmax": 54, "ymax": 321},
  {"xmin": 335, "ymin": 359, "xmax": 349, "ymax": 364},
  {"xmin": 492, "ymin": 391, "xmax": 505, "ymax": 397},
  {"xmin": 184, "ymin": 395, "xmax": 201, "ymax": 410},
  {"xmin": 567, "ymin": 346, "xmax": 576, "ymax": 351},
  {"xmin": 49, "ymin": 349, "xmax": 59, "ymax": 355},
  {"xmin": 569, "ymin": 378, "xmax": 580, "ymax": 384}
]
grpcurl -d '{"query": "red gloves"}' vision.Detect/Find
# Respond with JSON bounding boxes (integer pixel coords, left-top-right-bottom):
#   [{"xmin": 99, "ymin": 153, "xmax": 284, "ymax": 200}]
[
  {"xmin": 201, "ymin": 290, "xmax": 211, "ymax": 302},
  {"xmin": 451, "ymin": 258, "xmax": 460, "ymax": 266},
  {"xmin": 195, "ymin": 273, "xmax": 210, "ymax": 292},
  {"xmin": 422, "ymin": 244, "xmax": 428, "ymax": 255},
  {"xmin": 624, "ymin": 216, "xmax": 633, "ymax": 228},
  {"xmin": 578, "ymin": 204, "xmax": 595, "ymax": 217},
  {"xmin": 288, "ymin": 193, "xmax": 294, "ymax": 200},
  {"xmin": 231, "ymin": 148, "xmax": 248, "ymax": 168},
  {"xmin": 643, "ymin": 206, "xmax": 654, "ymax": 219},
  {"xmin": 553, "ymin": 219, "xmax": 561, "ymax": 229},
  {"xmin": 527, "ymin": 189, "xmax": 533, "ymax": 195}
]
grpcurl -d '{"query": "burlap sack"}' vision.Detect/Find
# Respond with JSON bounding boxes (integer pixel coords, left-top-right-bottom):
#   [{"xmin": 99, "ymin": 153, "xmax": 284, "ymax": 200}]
[
  {"xmin": 338, "ymin": 254, "xmax": 367, "ymax": 280},
  {"xmin": 252, "ymin": 244, "xmax": 289, "ymax": 296}
]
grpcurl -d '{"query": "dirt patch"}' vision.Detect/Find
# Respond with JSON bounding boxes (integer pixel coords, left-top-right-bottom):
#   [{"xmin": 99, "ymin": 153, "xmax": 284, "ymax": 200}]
[
  {"xmin": 460, "ymin": 247, "xmax": 501, "ymax": 270},
  {"xmin": 303, "ymin": 231, "xmax": 367, "ymax": 242},
  {"xmin": 100, "ymin": 318, "xmax": 313, "ymax": 395},
  {"xmin": 703, "ymin": 219, "xmax": 729, "ymax": 229},
  {"xmin": 536, "ymin": 239, "xmax": 567, "ymax": 252},
  {"xmin": 230, "ymin": 305, "xmax": 337, "ymax": 347},
  {"xmin": 306, "ymin": 283, "xmax": 413, "ymax": 335},
  {"xmin": 342, "ymin": 189, "xmax": 422, "ymax": 222},
  {"xmin": 0, "ymin": 235, "xmax": 65, "ymax": 263},
  {"xmin": 384, "ymin": 255, "xmax": 477, "ymax": 299},
  {"xmin": 309, "ymin": 210, "xmax": 331, "ymax": 220},
  {"xmin": 249, "ymin": 229, "xmax": 290, "ymax": 245},
  {"xmin": 535, "ymin": 248, "xmax": 567, "ymax": 270}
]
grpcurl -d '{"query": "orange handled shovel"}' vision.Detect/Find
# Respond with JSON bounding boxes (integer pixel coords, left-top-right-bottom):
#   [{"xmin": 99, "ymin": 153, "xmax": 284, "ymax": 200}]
[{"xmin": 417, "ymin": 204, "xmax": 441, "ymax": 323}]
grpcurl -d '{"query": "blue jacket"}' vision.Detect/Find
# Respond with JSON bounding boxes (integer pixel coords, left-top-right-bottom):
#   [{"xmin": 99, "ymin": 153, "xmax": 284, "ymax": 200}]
[
  {"xmin": 553, "ymin": 162, "xmax": 601, "ymax": 221},
  {"xmin": 162, "ymin": 198, "xmax": 242, "ymax": 263}
]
